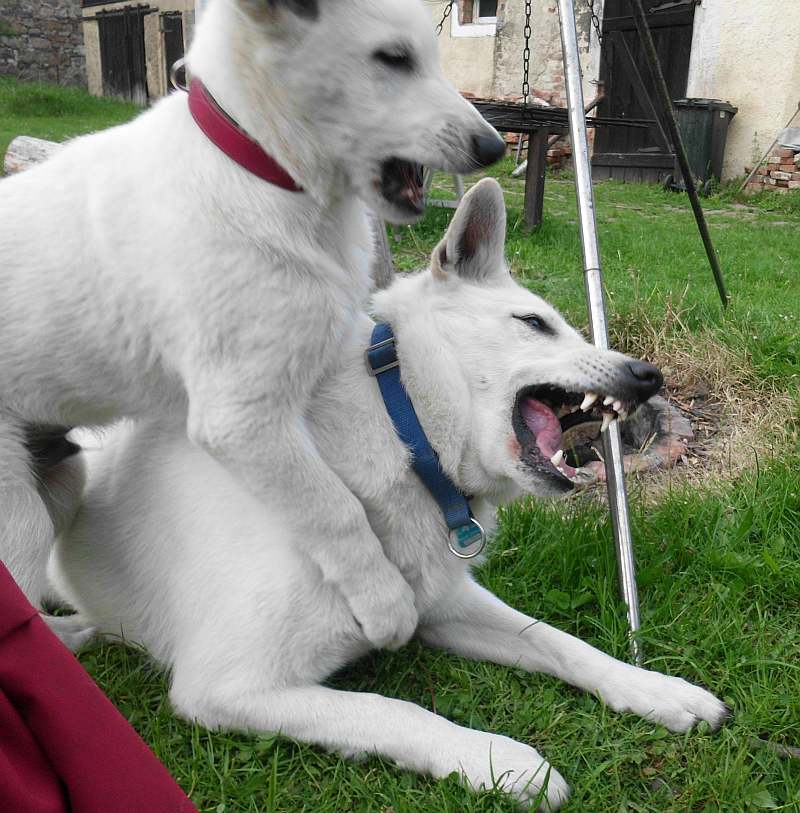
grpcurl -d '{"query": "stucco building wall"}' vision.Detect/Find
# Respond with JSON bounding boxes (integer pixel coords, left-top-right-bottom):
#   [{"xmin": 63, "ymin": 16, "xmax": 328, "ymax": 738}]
[
  {"xmin": 430, "ymin": 0, "xmax": 601, "ymax": 104},
  {"xmin": 434, "ymin": 0, "xmax": 800, "ymax": 181},
  {"xmin": 687, "ymin": 0, "xmax": 800, "ymax": 179},
  {"xmin": 0, "ymin": 0, "xmax": 86, "ymax": 86}
]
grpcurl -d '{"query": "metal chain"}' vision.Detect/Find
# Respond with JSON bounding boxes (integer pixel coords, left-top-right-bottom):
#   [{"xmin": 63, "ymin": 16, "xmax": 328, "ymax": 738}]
[
  {"xmin": 435, "ymin": 0, "xmax": 454, "ymax": 36},
  {"xmin": 522, "ymin": 0, "xmax": 532, "ymax": 104},
  {"xmin": 586, "ymin": 0, "xmax": 603, "ymax": 44}
]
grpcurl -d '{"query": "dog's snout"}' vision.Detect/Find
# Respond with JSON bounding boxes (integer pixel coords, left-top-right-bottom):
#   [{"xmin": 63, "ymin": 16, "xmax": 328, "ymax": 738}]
[
  {"xmin": 625, "ymin": 360, "xmax": 663, "ymax": 400},
  {"xmin": 471, "ymin": 133, "xmax": 506, "ymax": 169}
]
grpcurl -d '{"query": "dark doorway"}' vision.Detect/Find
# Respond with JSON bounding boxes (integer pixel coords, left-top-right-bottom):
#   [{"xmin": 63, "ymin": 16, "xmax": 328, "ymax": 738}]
[
  {"xmin": 592, "ymin": 0, "xmax": 697, "ymax": 182},
  {"xmin": 162, "ymin": 12, "xmax": 184, "ymax": 93},
  {"xmin": 97, "ymin": 5, "xmax": 150, "ymax": 104}
]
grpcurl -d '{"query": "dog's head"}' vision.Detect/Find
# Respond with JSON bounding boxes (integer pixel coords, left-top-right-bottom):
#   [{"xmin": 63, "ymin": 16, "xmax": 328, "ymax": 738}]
[
  {"xmin": 372, "ymin": 178, "xmax": 663, "ymax": 501},
  {"xmin": 189, "ymin": 0, "xmax": 506, "ymax": 222}
]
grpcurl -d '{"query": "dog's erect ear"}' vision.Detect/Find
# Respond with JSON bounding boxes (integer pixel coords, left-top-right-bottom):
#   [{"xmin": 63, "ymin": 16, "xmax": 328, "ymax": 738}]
[{"xmin": 431, "ymin": 178, "xmax": 508, "ymax": 284}]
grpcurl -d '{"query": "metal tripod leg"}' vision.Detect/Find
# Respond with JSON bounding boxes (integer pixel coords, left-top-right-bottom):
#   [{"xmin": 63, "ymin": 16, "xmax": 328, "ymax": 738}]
[{"xmin": 555, "ymin": 0, "xmax": 642, "ymax": 664}]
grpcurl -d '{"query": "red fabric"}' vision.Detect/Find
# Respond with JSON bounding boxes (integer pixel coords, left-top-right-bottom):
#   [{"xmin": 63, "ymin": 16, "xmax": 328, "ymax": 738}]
[
  {"xmin": 0, "ymin": 563, "xmax": 197, "ymax": 813},
  {"xmin": 188, "ymin": 79, "xmax": 304, "ymax": 192}
]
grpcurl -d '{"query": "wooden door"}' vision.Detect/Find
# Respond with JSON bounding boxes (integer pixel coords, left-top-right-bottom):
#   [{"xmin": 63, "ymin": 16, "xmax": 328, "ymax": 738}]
[
  {"xmin": 162, "ymin": 12, "xmax": 184, "ymax": 93},
  {"xmin": 592, "ymin": 0, "xmax": 696, "ymax": 182},
  {"xmin": 97, "ymin": 6, "xmax": 149, "ymax": 104}
]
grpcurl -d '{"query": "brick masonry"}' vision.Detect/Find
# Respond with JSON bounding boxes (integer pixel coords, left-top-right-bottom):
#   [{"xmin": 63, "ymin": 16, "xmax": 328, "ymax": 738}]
[
  {"xmin": 746, "ymin": 144, "xmax": 800, "ymax": 194},
  {"xmin": 0, "ymin": 0, "xmax": 86, "ymax": 86}
]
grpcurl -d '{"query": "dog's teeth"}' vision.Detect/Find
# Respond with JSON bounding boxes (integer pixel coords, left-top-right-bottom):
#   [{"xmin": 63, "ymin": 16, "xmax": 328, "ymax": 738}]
[
  {"xmin": 613, "ymin": 399, "xmax": 623, "ymax": 414},
  {"xmin": 601, "ymin": 412, "xmax": 614, "ymax": 433},
  {"xmin": 580, "ymin": 392, "xmax": 598, "ymax": 411},
  {"xmin": 603, "ymin": 395, "xmax": 614, "ymax": 406},
  {"xmin": 550, "ymin": 449, "xmax": 564, "ymax": 467},
  {"xmin": 570, "ymin": 405, "xmax": 580, "ymax": 413}
]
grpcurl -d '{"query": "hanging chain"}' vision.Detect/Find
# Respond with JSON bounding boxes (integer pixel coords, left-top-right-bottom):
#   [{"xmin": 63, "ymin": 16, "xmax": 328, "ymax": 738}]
[
  {"xmin": 586, "ymin": 0, "xmax": 603, "ymax": 44},
  {"xmin": 522, "ymin": 0, "xmax": 532, "ymax": 104},
  {"xmin": 435, "ymin": 0, "xmax": 454, "ymax": 36}
]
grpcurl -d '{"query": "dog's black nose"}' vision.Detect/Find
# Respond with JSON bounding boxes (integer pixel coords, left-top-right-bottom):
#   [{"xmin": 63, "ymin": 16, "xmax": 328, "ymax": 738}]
[
  {"xmin": 625, "ymin": 360, "xmax": 663, "ymax": 400},
  {"xmin": 471, "ymin": 133, "xmax": 506, "ymax": 168}
]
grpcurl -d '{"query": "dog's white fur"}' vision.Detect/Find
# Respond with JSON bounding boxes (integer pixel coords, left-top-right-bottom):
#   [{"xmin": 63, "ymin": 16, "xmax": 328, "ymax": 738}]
[
  {"xmin": 50, "ymin": 180, "xmax": 727, "ymax": 810},
  {"xmin": 0, "ymin": 0, "xmax": 503, "ymax": 649}
]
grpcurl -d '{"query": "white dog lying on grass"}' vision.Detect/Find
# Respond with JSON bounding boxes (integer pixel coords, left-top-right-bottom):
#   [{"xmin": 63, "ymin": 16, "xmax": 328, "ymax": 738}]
[{"xmin": 50, "ymin": 180, "xmax": 727, "ymax": 809}]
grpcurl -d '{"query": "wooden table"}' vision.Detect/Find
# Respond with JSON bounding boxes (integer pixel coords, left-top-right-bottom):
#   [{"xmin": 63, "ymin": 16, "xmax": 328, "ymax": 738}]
[{"xmin": 471, "ymin": 99, "xmax": 650, "ymax": 228}]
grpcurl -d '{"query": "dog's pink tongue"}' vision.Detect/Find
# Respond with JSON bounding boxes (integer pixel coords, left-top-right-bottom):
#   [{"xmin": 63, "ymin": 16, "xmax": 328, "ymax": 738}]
[{"xmin": 521, "ymin": 397, "xmax": 562, "ymax": 458}]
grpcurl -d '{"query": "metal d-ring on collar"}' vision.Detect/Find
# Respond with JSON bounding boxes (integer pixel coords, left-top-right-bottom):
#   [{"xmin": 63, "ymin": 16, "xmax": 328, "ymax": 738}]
[
  {"xmin": 366, "ymin": 323, "xmax": 487, "ymax": 559},
  {"xmin": 170, "ymin": 57, "xmax": 188, "ymax": 93}
]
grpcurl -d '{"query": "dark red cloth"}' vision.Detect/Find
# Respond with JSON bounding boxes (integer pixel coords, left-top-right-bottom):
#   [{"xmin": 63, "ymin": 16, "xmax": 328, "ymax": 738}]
[{"xmin": 0, "ymin": 563, "xmax": 197, "ymax": 813}]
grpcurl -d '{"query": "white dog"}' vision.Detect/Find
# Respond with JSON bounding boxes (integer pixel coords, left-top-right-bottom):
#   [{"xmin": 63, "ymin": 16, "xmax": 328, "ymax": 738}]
[
  {"xmin": 0, "ymin": 0, "xmax": 505, "ymax": 649},
  {"xmin": 50, "ymin": 180, "xmax": 728, "ymax": 810}
]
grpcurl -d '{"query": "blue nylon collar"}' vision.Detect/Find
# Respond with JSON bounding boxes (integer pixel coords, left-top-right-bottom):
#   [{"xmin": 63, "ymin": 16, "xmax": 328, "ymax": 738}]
[{"xmin": 365, "ymin": 322, "xmax": 485, "ymax": 558}]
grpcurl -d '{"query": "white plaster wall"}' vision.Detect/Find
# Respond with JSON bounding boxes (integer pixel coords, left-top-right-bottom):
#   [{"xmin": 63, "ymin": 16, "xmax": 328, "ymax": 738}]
[
  {"xmin": 431, "ymin": 1, "xmax": 601, "ymax": 108},
  {"xmin": 430, "ymin": 1, "xmax": 496, "ymax": 97},
  {"xmin": 687, "ymin": 0, "xmax": 800, "ymax": 179}
]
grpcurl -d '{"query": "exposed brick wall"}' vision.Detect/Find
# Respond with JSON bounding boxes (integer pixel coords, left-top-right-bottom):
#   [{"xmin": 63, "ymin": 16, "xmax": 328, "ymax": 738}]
[{"xmin": 0, "ymin": 0, "xmax": 86, "ymax": 86}]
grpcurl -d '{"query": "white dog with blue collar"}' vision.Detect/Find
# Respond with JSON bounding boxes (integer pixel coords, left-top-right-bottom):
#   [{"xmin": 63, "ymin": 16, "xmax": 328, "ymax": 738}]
[{"xmin": 50, "ymin": 179, "xmax": 727, "ymax": 810}]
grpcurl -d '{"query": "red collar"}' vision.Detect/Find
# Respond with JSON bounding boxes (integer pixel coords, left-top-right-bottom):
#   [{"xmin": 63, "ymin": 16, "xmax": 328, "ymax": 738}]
[{"xmin": 188, "ymin": 79, "xmax": 303, "ymax": 192}]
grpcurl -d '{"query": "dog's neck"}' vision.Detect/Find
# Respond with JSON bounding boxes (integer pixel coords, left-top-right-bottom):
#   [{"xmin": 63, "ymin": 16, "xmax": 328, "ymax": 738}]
[
  {"xmin": 187, "ymin": 2, "xmax": 345, "ymax": 206},
  {"xmin": 305, "ymin": 313, "xmax": 499, "ymax": 563}
]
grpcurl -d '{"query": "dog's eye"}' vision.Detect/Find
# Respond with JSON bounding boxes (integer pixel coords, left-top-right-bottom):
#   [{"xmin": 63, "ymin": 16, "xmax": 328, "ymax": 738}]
[
  {"xmin": 513, "ymin": 314, "xmax": 552, "ymax": 334},
  {"xmin": 373, "ymin": 49, "xmax": 414, "ymax": 72}
]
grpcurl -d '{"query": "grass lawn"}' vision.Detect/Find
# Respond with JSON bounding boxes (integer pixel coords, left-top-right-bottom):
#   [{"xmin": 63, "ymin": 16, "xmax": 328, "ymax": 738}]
[
  {"xmin": 0, "ymin": 78, "xmax": 140, "ymax": 162},
  {"xmin": 3, "ymin": 81, "xmax": 800, "ymax": 811}
]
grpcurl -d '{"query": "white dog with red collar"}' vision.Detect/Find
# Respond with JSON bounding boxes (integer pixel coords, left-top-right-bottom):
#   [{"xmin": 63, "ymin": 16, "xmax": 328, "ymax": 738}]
[{"xmin": 0, "ymin": 0, "xmax": 504, "ymax": 650}]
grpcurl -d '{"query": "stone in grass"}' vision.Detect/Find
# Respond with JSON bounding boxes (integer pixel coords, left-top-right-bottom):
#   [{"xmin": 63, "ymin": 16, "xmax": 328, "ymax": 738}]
[{"xmin": 789, "ymin": 180, "xmax": 800, "ymax": 189}]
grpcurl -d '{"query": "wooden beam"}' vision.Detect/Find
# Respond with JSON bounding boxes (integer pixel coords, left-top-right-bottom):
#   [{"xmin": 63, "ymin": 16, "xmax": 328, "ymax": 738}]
[
  {"xmin": 367, "ymin": 212, "xmax": 395, "ymax": 291},
  {"xmin": 523, "ymin": 129, "xmax": 549, "ymax": 229}
]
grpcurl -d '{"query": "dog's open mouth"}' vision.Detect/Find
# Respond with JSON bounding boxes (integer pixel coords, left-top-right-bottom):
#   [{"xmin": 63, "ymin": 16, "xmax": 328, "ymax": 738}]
[
  {"xmin": 379, "ymin": 158, "xmax": 425, "ymax": 217},
  {"xmin": 513, "ymin": 385, "xmax": 635, "ymax": 485}
]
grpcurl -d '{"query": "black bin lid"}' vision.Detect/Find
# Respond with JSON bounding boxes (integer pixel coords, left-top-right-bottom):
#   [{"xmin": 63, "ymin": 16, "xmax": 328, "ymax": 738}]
[{"xmin": 673, "ymin": 98, "xmax": 738, "ymax": 115}]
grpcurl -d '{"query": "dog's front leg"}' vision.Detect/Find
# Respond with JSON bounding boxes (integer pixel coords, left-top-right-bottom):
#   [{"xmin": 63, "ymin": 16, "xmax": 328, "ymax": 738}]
[
  {"xmin": 419, "ymin": 578, "xmax": 729, "ymax": 732},
  {"xmin": 173, "ymin": 683, "xmax": 569, "ymax": 810},
  {"xmin": 185, "ymin": 386, "xmax": 417, "ymax": 650}
]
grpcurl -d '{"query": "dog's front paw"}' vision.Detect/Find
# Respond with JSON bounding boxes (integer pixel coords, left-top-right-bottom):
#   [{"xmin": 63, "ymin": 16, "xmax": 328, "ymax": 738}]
[
  {"xmin": 452, "ymin": 733, "xmax": 569, "ymax": 811},
  {"xmin": 346, "ymin": 563, "xmax": 418, "ymax": 650},
  {"xmin": 606, "ymin": 665, "xmax": 730, "ymax": 733}
]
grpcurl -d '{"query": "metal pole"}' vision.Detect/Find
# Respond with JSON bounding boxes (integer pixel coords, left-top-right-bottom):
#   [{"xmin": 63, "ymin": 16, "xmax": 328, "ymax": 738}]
[
  {"xmin": 555, "ymin": 0, "xmax": 642, "ymax": 664},
  {"xmin": 627, "ymin": 0, "xmax": 728, "ymax": 309}
]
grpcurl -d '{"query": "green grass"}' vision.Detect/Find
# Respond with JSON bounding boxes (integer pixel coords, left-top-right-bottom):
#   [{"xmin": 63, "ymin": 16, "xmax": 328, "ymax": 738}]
[
  {"xmin": 4, "ymin": 81, "xmax": 800, "ymax": 811},
  {"xmin": 0, "ymin": 77, "xmax": 140, "ymax": 162}
]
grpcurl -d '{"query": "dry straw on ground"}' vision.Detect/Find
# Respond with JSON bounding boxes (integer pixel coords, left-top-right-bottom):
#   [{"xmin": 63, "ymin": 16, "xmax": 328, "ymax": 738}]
[{"xmin": 610, "ymin": 293, "xmax": 796, "ymax": 497}]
